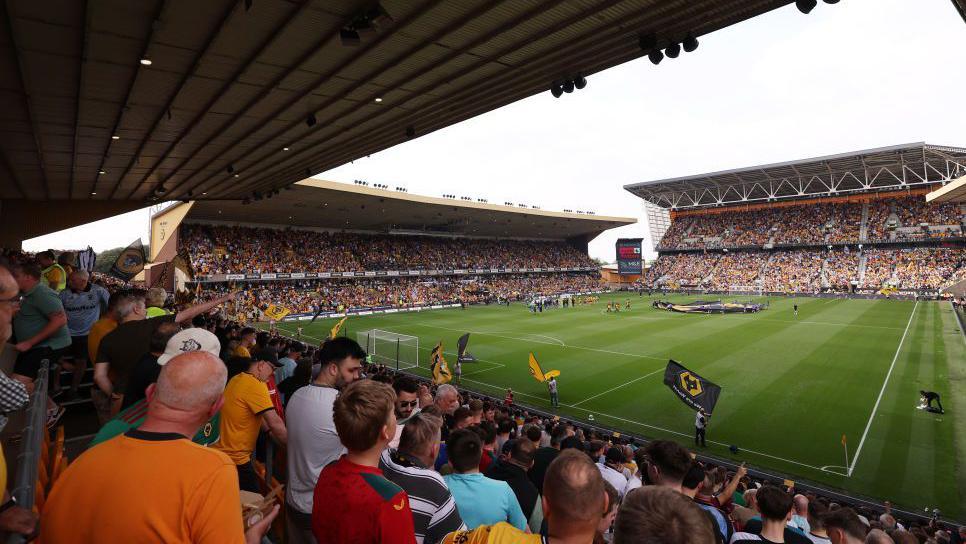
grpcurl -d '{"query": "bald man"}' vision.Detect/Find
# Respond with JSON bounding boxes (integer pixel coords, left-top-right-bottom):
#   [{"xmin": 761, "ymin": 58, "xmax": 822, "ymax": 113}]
[
  {"xmin": 0, "ymin": 263, "xmax": 37, "ymax": 536},
  {"xmin": 40, "ymin": 351, "xmax": 277, "ymax": 543},
  {"xmin": 443, "ymin": 449, "xmax": 607, "ymax": 543}
]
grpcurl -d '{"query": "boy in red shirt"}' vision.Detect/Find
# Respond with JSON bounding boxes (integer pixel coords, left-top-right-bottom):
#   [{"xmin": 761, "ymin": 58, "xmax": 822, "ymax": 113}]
[{"xmin": 312, "ymin": 379, "xmax": 416, "ymax": 544}]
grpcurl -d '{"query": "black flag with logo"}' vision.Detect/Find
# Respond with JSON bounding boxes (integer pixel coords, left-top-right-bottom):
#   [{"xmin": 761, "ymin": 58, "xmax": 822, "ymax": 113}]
[
  {"xmin": 663, "ymin": 360, "xmax": 721, "ymax": 414},
  {"xmin": 457, "ymin": 333, "xmax": 476, "ymax": 363},
  {"xmin": 109, "ymin": 239, "xmax": 146, "ymax": 282}
]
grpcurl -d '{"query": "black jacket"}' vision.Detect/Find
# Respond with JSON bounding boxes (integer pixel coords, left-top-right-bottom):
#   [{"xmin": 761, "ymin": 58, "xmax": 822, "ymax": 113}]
[{"xmin": 485, "ymin": 459, "xmax": 539, "ymax": 521}]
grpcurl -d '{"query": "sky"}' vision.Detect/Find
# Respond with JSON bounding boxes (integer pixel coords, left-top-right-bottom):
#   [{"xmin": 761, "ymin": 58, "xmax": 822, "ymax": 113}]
[{"xmin": 25, "ymin": 0, "xmax": 966, "ymax": 261}]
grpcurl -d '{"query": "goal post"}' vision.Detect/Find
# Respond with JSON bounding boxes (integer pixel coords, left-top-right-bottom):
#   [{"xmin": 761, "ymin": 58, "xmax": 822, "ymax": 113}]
[{"xmin": 357, "ymin": 329, "xmax": 419, "ymax": 371}]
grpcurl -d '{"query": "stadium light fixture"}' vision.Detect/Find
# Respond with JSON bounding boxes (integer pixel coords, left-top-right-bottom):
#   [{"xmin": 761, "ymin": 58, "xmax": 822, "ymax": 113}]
[
  {"xmin": 140, "ymin": 58, "xmax": 152, "ymax": 66},
  {"xmin": 111, "ymin": 135, "xmax": 120, "ymax": 140},
  {"xmin": 155, "ymin": 185, "xmax": 167, "ymax": 195},
  {"xmin": 282, "ymin": 147, "xmax": 289, "ymax": 151},
  {"xmin": 98, "ymin": 170, "xmax": 106, "ymax": 175},
  {"xmin": 796, "ymin": 0, "xmax": 817, "ymax": 13},
  {"xmin": 648, "ymin": 49, "xmax": 664, "ymax": 65},
  {"xmin": 574, "ymin": 75, "xmax": 587, "ymax": 89},
  {"xmin": 374, "ymin": 97, "xmax": 383, "ymax": 103},
  {"xmin": 226, "ymin": 164, "xmax": 235, "ymax": 174},
  {"xmin": 562, "ymin": 80, "xmax": 574, "ymax": 93},
  {"xmin": 683, "ymin": 34, "xmax": 699, "ymax": 53},
  {"xmin": 306, "ymin": 113, "xmax": 317, "ymax": 127},
  {"xmin": 90, "ymin": 191, "xmax": 97, "ymax": 195},
  {"xmin": 550, "ymin": 82, "xmax": 563, "ymax": 98},
  {"xmin": 340, "ymin": 28, "xmax": 361, "ymax": 46},
  {"xmin": 824, "ymin": 0, "xmax": 840, "ymax": 3},
  {"xmin": 665, "ymin": 43, "xmax": 681, "ymax": 58}
]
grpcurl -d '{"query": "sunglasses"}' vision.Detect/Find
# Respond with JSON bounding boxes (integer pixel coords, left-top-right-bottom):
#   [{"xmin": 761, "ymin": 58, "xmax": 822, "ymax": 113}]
[{"xmin": 398, "ymin": 400, "xmax": 418, "ymax": 408}]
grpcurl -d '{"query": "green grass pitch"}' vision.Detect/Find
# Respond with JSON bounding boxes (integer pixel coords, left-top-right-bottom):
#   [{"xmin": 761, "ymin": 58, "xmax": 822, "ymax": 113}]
[{"xmin": 273, "ymin": 293, "xmax": 965, "ymax": 520}]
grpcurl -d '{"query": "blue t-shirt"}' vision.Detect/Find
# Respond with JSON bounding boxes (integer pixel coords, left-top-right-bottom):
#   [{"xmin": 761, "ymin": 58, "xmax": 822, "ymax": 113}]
[
  {"xmin": 60, "ymin": 283, "xmax": 110, "ymax": 336},
  {"xmin": 443, "ymin": 472, "xmax": 527, "ymax": 531}
]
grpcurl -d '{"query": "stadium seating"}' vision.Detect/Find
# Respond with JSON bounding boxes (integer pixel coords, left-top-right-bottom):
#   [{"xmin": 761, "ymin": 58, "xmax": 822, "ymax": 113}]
[{"xmin": 180, "ymin": 224, "xmax": 595, "ymax": 275}]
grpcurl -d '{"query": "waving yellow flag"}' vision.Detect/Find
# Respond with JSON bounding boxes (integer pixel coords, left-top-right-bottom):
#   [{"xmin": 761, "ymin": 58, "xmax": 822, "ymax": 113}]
[
  {"xmin": 528, "ymin": 352, "xmax": 560, "ymax": 383},
  {"xmin": 329, "ymin": 316, "xmax": 348, "ymax": 340},
  {"xmin": 430, "ymin": 341, "xmax": 452, "ymax": 385}
]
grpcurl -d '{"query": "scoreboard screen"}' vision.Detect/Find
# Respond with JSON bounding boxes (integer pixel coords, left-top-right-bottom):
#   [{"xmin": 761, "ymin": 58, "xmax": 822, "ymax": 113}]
[{"xmin": 616, "ymin": 238, "xmax": 643, "ymax": 275}]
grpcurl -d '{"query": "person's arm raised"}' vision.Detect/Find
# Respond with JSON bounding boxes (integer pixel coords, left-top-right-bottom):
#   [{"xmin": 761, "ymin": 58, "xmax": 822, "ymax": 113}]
[{"xmin": 175, "ymin": 291, "xmax": 237, "ymax": 324}]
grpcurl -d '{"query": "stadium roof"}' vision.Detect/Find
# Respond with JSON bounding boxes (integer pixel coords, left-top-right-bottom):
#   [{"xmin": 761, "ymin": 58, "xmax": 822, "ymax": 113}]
[
  {"xmin": 162, "ymin": 178, "xmax": 635, "ymax": 241},
  {"xmin": 953, "ymin": 0, "xmax": 966, "ymax": 23},
  {"xmin": 0, "ymin": 0, "xmax": 796, "ymax": 207},
  {"xmin": 624, "ymin": 142, "xmax": 966, "ymax": 210},
  {"xmin": 926, "ymin": 174, "xmax": 966, "ymax": 203}
]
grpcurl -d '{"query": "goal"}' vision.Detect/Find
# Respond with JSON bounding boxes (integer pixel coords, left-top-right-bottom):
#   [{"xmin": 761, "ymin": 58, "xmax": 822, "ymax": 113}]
[{"xmin": 357, "ymin": 329, "xmax": 419, "ymax": 371}]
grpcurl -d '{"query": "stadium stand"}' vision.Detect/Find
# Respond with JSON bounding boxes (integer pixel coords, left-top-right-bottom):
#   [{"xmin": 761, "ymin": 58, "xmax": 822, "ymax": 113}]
[{"xmin": 632, "ymin": 145, "xmax": 966, "ymax": 296}]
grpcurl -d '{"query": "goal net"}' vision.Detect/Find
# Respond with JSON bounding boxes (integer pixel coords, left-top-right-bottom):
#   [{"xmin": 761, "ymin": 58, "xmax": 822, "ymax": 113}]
[{"xmin": 357, "ymin": 329, "xmax": 419, "ymax": 371}]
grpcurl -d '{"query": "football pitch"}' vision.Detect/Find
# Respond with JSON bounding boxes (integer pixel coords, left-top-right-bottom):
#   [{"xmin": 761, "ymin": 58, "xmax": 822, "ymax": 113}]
[{"xmin": 273, "ymin": 293, "xmax": 965, "ymax": 520}]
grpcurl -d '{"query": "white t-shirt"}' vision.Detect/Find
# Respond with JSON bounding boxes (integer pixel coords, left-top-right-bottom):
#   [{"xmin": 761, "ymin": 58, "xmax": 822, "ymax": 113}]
[
  {"xmin": 548, "ymin": 379, "xmax": 557, "ymax": 394},
  {"xmin": 695, "ymin": 412, "xmax": 706, "ymax": 429},
  {"xmin": 285, "ymin": 383, "xmax": 345, "ymax": 514},
  {"xmin": 597, "ymin": 463, "xmax": 629, "ymax": 498},
  {"xmin": 806, "ymin": 533, "xmax": 831, "ymax": 544}
]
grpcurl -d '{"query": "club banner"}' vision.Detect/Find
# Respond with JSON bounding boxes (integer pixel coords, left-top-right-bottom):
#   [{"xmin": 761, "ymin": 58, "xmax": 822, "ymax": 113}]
[
  {"xmin": 663, "ymin": 360, "xmax": 721, "ymax": 414},
  {"xmin": 527, "ymin": 352, "xmax": 560, "ymax": 383},
  {"xmin": 457, "ymin": 333, "xmax": 476, "ymax": 363},
  {"xmin": 430, "ymin": 341, "xmax": 452, "ymax": 385},
  {"xmin": 109, "ymin": 239, "xmax": 146, "ymax": 282},
  {"xmin": 264, "ymin": 304, "xmax": 291, "ymax": 321}
]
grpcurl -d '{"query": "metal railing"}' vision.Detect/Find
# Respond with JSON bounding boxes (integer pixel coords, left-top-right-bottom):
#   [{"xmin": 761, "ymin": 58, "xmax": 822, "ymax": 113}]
[{"xmin": 7, "ymin": 363, "xmax": 48, "ymax": 544}]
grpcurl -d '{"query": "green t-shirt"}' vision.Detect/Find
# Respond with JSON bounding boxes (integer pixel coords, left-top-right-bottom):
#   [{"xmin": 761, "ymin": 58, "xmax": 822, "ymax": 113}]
[
  {"xmin": 89, "ymin": 398, "xmax": 220, "ymax": 448},
  {"xmin": 14, "ymin": 283, "xmax": 71, "ymax": 350},
  {"xmin": 145, "ymin": 306, "xmax": 171, "ymax": 318}
]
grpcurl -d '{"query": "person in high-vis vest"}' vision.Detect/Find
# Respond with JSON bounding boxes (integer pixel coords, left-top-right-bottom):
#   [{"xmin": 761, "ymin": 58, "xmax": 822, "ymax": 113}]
[{"xmin": 38, "ymin": 251, "xmax": 66, "ymax": 292}]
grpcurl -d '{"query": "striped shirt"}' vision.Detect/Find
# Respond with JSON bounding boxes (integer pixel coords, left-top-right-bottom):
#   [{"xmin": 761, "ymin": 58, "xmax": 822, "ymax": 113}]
[{"xmin": 380, "ymin": 448, "xmax": 466, "ymax": 544}]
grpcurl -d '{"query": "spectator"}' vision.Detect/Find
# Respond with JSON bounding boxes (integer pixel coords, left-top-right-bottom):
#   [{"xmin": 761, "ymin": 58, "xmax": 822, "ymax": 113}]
[
  {"xmin": 614, "ymin": 486, "xmax": 716, "ymax": 544},
  {"xmin": 37, "ymin": 250, "xmax": 65, "ymax": 292},
  {"xmin": 95, "ymin": 290, "xmax": 235, "ymax": 416},
  {"xmin": 285, "ymin": 337, "xmax": 364, "ymax": 542},
  {"xmin": 214, "ymin": 349, "xmax": 287, "ymax": 492},
  {"xmin": 434, "ymin": 384, "xmax": 460, "ymax": 437},
  {"xmin": 275, "ymin": 341, "xmax": 304, "ymax": 384},
  {"xmin": 39, "ymin": 351, "xmax": 278, "ymax": 543},
  {"xmin": 443, "ymin": 428, "xmax": 527, "ymax": 530},
  {"xmin": 530, "ymin": 422, "xmax": 567, "ymax": 494},
  {"xmin": 792, "ymin": 494, "xmax": 811, "ymax": 535},
  {"xmin": 58, "ymin": 269, "xmax": 109, "ymax": 400},
  {"xmin": 389, "ymin": 376, "xmax": 421, "ymax": 448},
  {"xmin": 277, "ymin": 358, "xmax": 312, "ymax": 407},
  {"xmin": 380, "ymin": 411, "xmax": 466, "ymax": 544},
  {"xmin": 806, "ymin": 499, "xmax": 831, "ymax": 543},
  {"xmin": 485, "ymin": 435, "xmax": 542, "ymax": 532},
  {"xmin": 864, "ymin": 529, "xmax": 891, "ymax": 544},
  {"xmin": 642, "ymin": 439, "xmax": 693, "ymax": 491},
  {"xmin": 495, "ymin": 418, "xmax": 514, "ymax": 453},
  {"xmin": 597, "ymin": 447, "xmax": 629, "ymax": 500},
  {"xmin": 596, "ymin": 480, "xmax": 620, "ymax": 544},
  {"xmin": 86, "ymin": 290, "xmax": 121, "ymax": 372},
  {"xmin": 311, "ymin": 380, "xmax": 416, "ymax": 544},
  {"xmin": 0, "ymin": 263, "xmax": 36, "ymax": 537},
  {"xmin": 822, "ymin": 508, "xmax": 869, "ymax": 544},
  {"xmin": 10, "ymin": 261, "xmax": 70, "ymax": 425},
  {"xmin": 682, "ymin": 462, "xmax": 731, "ymax": 543},
  {"xmin": 445, "ymin": 448, "xmax": 607, "ymax": 544},
  {"xmin": 145, "ymin": 287, "xmax": 170, "ymax": 317},
  {"xmin": 120, "ymin": 321, "xmax": 181, "ymax": 409},
  {"xmin": 731, "ymin": 485, "xmax": 811, "ymax": 543},
  {"xmin": 235, "ymin": 327, "xmax": 257, "ymax": 358},
  {"xmin": 476, "ymin": 421, "xmax": 499, "ymax": 472}
]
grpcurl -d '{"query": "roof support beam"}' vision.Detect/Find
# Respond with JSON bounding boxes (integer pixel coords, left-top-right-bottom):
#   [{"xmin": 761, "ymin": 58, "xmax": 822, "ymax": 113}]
[{"xmin": 69, "ymin": 0, "xmax": 91, "ymax": 200}]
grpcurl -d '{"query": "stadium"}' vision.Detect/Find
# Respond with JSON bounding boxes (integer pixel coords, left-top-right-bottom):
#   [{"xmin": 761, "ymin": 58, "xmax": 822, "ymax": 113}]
[{"xmin": 0, "ymin": 1, "xmax": 964, "ymax": 543}]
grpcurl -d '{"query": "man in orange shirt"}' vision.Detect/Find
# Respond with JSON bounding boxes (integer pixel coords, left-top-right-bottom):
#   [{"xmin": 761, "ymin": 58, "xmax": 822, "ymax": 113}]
[
  {"xmin": 40, "ymin": 350, "xmax": 278, "ymax": 543},
  {"xmin": 214, "ymin": 349, "xmax": 287, "ymax": 492}
]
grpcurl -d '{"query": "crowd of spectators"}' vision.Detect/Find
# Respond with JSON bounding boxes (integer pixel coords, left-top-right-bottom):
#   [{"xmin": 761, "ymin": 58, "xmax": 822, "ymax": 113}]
[
  {"xmin": 192, "ymin": 273, "xmax": 602, "ymax": 317},
  {"xmin": 657, "ymin": 197, "xmax": 964, "ymax": 250},
  {"xmin": 648, "ymin": 245, "xmax": 962, "ymax": 293},
  {"xmin": 181, "ymin": 225, "xmax": 596, "ymax": 275}
]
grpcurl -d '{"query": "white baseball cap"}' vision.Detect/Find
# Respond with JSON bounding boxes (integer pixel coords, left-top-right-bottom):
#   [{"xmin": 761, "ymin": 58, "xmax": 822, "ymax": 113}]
[{"xmin": 157, "ymin": 328, "xmax": 222, "ymax": 366}]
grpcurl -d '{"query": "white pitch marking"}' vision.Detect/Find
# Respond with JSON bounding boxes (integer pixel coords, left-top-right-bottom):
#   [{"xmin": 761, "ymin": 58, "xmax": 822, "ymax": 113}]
[
  {"xmin": 847, "ymin": 300, "xmax": 918, "ymax": 477},
  {"xmin": 571, "ymin": 367, "xmax": 665, "ymax": 407}
]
